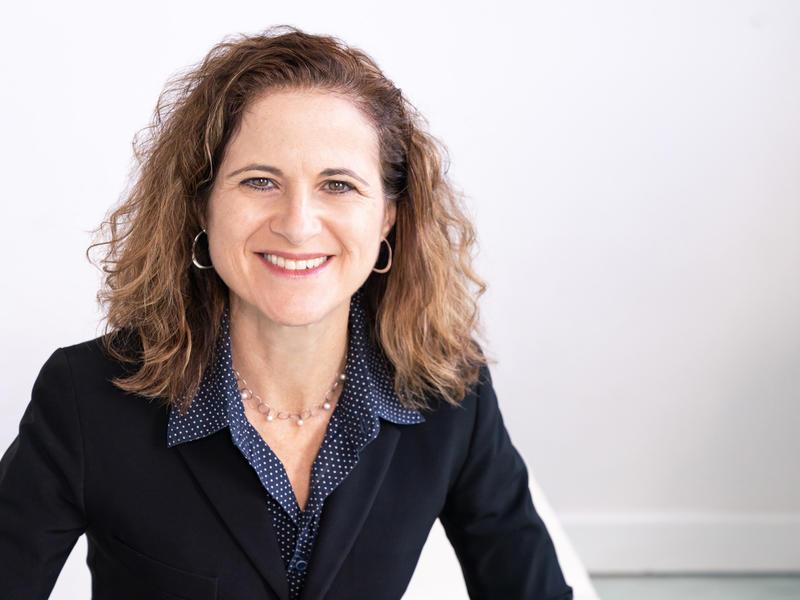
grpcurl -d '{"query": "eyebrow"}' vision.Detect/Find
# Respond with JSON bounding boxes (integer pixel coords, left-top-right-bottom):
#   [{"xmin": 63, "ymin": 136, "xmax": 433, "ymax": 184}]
[{"xmin": 227, "ymin": 164, "xmax": 370, "ymax": 188}]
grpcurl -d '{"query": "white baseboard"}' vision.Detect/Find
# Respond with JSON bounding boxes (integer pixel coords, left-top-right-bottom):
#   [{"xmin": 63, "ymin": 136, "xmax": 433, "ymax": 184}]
[{"xmin": 560, "ymin": 511, "xmax": 800, "ymax": 574}]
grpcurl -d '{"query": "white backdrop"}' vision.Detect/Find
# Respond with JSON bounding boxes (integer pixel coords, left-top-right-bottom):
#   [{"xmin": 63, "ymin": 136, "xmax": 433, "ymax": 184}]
[{"xmin": 1, "ymin": 0, "xmax": 798, "ymax": 596}]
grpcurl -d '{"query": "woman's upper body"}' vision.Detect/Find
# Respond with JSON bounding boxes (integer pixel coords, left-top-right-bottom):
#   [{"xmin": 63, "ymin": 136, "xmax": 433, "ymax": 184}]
[
  {"xmin": 0, "ymin": 308, "xmax": 573, "ymax": 599},
  {"xmin": 0, "ymin": 25, "xmax": 573, "ymax": 600}
]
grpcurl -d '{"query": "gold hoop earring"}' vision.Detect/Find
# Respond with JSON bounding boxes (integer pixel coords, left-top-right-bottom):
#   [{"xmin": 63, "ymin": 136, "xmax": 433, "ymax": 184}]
[
  {"xmin": 372, "ymin": 237, "xmax": 392, "ymax": 273},
  {"xmin": 191, "ymin": 229, "xmax": 214, "ymax": 270}
]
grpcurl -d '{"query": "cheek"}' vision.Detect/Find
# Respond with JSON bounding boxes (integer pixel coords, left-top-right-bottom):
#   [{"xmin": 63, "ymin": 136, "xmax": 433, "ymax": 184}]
[
  {"xmin": 339, "ymin": 230, "xmax": 381, "ymax": 266},
  {"xmin": 207, "ymin": 223, "xmax": 252, "ymax": 279},
  {"xmin": 209, "ymin": 200, "xmax": 257, "ymax": 248},
  {"xmin": 335, "ymin": 208, "xmax": 384, "ymax": 250}
]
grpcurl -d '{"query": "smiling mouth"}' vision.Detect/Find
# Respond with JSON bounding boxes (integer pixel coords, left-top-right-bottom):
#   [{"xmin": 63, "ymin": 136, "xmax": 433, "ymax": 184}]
[{"xmin": 258, "ymin": 252, "xmax": 334, "ymax": 275}]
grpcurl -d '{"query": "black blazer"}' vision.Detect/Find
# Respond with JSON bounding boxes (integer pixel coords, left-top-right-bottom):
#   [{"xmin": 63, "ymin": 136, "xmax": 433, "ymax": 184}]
[{"xmin": 0, "ymin": 337, "xmax": 574, "ymax": 600}]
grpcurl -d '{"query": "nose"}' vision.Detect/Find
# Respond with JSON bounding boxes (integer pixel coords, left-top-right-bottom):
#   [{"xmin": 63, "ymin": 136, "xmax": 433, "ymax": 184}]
[{"xmin": 268, "ymin": 186, "xmax": 323, "ymax": 245}]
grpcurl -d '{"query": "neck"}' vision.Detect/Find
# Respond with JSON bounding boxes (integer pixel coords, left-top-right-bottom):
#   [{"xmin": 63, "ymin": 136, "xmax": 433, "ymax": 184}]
[{"xmin": 228, "ymin": 296, "xmax": 350, "ymax": 414}]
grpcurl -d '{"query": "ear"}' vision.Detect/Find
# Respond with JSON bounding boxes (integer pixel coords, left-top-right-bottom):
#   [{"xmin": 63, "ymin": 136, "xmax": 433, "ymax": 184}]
[{"xmin": 381, "ymin": 199, "xmax": 397, "ymax": 238}]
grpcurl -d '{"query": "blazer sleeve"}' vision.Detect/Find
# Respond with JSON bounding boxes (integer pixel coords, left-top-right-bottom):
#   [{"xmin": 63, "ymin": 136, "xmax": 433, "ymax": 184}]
[
  {"xmin": 438, "ymin": 363, "xmax": 574, "ymax": 600},
  {"xmin": 0, "ymin": 347, "xmax": 87, "ymax": 599}
]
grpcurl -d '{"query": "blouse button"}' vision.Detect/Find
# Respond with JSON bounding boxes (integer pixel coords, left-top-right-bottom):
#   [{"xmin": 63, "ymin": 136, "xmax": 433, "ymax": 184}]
[{"xmin": 295, "ymin": 559, "xmax": 308, "ymax": 573}]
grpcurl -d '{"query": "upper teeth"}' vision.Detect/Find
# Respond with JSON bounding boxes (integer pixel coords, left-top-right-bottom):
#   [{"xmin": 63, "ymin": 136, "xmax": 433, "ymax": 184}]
[{"xmin": 263, "ymin": 254, "xmax": 329, "ymax": 270}]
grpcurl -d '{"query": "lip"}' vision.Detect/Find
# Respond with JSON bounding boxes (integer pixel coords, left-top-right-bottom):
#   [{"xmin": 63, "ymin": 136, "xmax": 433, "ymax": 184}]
[
  {"xmin": 258, "ymin": 253, "xmax": 334, "ymax": 278},
  {"xmin": 260, "ymin": 250, "xmax": 332, "ymax": 260}
]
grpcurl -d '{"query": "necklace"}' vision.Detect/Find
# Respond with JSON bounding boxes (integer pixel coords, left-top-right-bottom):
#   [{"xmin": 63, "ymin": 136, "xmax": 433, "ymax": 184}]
[{"xmin": 233, "ymin": 365, "xmax": 347, "ymax": 427}]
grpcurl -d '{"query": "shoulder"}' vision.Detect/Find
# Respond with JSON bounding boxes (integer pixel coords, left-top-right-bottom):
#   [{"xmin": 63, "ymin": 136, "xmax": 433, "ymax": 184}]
[
  {"xmin": 60, "ymin": 332, "xmax": 121, "ymax": 363},
  {"xmin": 46, "ymin": 334, "xmax": 160, "ymax": 420},
  {"xmin": 29, "ymin": 337, "xmax": 108, "ymax": 394},
  {"xmin": 58, "ymin": 333, "xmax": 139, "ymax": 383},
  {"xmin": 402, "ymin": 362, "xmax": 498, "ymax": 456},
  {"xmin": 421, "ymin": 362, "xmax": 496, "ymax": 425}
]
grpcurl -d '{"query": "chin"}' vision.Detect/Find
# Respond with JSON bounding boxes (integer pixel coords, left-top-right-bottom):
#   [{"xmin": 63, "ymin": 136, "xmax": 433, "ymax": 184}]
[{"xmin": 260, "ymin": 293, "xmax": 334, "ymax": 326}]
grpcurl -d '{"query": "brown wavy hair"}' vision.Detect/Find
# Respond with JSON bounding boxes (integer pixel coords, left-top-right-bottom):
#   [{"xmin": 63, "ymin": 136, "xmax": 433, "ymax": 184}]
[{"xmin": 87, "ymin": 25, "xmax": 495, "ymax": 416}]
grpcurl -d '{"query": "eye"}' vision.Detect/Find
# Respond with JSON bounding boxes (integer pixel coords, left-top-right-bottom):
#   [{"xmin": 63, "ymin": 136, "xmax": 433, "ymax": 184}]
[
  {"xmin": 242, "ymin": 177, "xmax": 276, "ymax": 191},
  {"xmin": 324, "ymin": 180, "xmax": 356, "ymax": 194}
]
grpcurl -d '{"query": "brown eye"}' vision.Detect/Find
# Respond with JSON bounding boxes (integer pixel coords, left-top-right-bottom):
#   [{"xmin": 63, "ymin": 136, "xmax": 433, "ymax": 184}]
[
  {"xmin": 242, "ymin": 177, "xmax": 276, "ymax": 191},
  {"xmin": 326, "ymin": 180, "xmax": 355, "ymax": 194}
]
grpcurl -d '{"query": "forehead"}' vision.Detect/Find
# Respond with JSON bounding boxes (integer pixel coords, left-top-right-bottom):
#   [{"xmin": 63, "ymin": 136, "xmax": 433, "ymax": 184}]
[{"xmin": 227, "ymin": 90, "xmax": 380, "ymax": 171}]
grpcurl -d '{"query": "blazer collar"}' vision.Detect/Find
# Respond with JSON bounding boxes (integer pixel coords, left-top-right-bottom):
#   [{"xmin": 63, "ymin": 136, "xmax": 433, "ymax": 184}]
[{"xmin": 168, "ymin": 288, "xmax": 424, "ymax": 599}]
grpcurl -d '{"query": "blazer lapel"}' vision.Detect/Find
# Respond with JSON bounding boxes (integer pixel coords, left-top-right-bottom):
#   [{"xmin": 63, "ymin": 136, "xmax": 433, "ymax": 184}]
[
  {"xmin": 299, "ymin": 423, "xmax": 401, "ymax": 600},
  {"xmin": 173, "ymin": 430, "xmax": 290, "ymax": 600}
]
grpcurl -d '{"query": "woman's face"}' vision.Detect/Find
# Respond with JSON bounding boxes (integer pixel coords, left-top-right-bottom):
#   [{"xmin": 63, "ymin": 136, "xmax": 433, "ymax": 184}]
[{"xmin": 206, "ymin": 89, "xmax": 395, "ymax": 326}]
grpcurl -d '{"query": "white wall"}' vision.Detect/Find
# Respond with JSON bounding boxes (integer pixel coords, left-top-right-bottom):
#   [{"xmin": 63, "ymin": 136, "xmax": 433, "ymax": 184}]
[{"xmin": 1, "ymin": 0, "xmax": 797, "ymax": 596}]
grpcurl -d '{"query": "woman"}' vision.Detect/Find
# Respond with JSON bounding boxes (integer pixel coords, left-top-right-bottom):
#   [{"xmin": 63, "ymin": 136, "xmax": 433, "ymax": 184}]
[{"xmin": 0, "ymin": 25, "xmax": 573, "ymax": 600}]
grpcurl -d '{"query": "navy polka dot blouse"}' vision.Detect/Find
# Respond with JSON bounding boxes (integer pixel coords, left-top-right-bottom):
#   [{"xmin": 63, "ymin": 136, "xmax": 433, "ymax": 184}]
[{"xmin": 166, "ymin": 287, "xmax": 426, "ymax": 599}]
